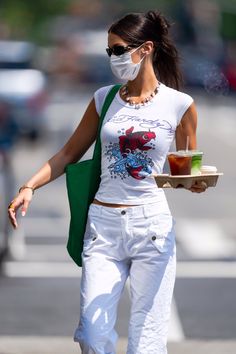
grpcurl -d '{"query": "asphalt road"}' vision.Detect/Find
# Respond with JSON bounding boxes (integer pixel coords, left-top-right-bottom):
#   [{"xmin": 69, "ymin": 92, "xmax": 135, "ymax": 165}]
[{"xmin": 0, "ymin": 86, "xmax": 235, "ymax": 354}]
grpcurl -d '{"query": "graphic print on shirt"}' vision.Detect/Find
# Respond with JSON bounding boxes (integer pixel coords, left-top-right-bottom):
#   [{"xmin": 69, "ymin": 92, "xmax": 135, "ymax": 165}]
[{"xmin": 105, "ymin": 126, "xmax": 156, "ymax": 180}]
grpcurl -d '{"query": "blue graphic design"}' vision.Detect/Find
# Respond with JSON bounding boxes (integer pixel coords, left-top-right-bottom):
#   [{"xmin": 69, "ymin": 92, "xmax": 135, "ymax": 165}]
[{"xmin": 105, "ymin": 126, "xmax": 156, "ymax": 180}]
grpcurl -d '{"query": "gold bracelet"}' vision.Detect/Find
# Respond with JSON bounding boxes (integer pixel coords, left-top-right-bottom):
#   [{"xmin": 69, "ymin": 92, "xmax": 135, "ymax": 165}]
[{"xmin": 19, "ymin": 186, "xmax": 35, "ymax": 195}]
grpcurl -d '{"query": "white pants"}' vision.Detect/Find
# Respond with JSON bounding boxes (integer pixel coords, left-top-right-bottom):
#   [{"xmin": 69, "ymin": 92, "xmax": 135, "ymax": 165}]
[{"xmin": 74, "ymin": 200, "xmax": 176, "ymax": 354}]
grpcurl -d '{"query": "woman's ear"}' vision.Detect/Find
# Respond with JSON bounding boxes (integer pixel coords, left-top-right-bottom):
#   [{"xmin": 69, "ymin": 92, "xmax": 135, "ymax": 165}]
[{"xmin": 142, "ymin": 41, "xmax": 154, "ymax": 55}]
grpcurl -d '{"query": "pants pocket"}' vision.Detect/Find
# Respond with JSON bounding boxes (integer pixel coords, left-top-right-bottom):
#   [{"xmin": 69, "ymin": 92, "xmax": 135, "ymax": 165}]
[
  {"xmin": 148, "ymin": 214, "xmax": 175, "ymax": 253},
  {"xmin": 83, "ymin": 214, "xmax": 100, "ymax": 252},
  {"xmin": 83, "ymin": 233, "xmax": 99, "ymax": 251}
]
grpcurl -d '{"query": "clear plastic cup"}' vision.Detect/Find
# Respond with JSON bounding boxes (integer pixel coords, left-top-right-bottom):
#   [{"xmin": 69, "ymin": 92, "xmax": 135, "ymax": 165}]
[
  {"xmin": 168, "ymin": 151, "xmax": 192, "ymax": 175},
  {"xmin": 190, "ymin": 150, "xmax": 203, "ymax": 175},
  {"xmin": 178, "ymin": 150, "xmax": 203, "ymax": 175}
]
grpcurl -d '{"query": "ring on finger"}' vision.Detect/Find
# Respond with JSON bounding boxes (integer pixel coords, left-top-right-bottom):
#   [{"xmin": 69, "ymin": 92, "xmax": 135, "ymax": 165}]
[{"xmin": 8, "ymin": 203, "xmax": 15, "ymax": 210}]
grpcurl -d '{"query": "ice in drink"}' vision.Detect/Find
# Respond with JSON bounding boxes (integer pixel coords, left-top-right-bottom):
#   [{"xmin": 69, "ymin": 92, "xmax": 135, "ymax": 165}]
[
  {"xmin": 168, "ymin": 152, "xmax": 192, "ymax": 175},
  {"xmin": 178, "ymin": 150, "xmax": 203, "ymax": 175}
]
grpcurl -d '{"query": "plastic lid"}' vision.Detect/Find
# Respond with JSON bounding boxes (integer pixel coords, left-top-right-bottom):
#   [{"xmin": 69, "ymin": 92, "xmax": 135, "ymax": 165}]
[
  {"xmin": 178, "ymin": 150, "xmax": 203, "ymax": 156},
  {"xmin": 200, "ymin": 165, "xmax": 217, "ymax": 173},
  {"xmin": 168, "ymin": 151, "xmax": 192, "ymax": 156}
]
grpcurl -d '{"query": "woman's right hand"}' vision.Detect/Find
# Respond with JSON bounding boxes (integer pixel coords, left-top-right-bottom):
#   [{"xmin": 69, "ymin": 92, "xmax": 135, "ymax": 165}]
[{"xmin": 8, "ymin": 188, "xmax": 34, "ymax": 229}]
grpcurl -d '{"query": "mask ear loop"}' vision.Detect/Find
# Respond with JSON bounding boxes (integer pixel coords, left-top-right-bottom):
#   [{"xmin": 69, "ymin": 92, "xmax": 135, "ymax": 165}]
[
  {"xmin": 138, "ymin": 41, "xmax": 155, "ymax": 61},
  {"xmin": 130, "ymin": 43, "xmax": 147, "ymax": 64},
  {"xmin": 129, "ymin": 43, "xmax": 145, "ymax": 55}
]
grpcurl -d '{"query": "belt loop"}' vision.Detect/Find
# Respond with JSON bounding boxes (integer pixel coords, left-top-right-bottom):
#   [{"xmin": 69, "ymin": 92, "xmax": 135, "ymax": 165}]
[
  {"xmin": 143, "ymin": 204, "xmax": 149, "ymax": 219},
  {"xmin": 99, "ymin": 205, "xmax": 102, "ymax": 217}
]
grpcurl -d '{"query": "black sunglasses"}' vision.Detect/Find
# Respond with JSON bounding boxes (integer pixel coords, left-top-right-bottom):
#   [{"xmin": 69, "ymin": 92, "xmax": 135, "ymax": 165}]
[{"xmin": 106, "ymin": 45, "xmax": 137, "ymax": 57}]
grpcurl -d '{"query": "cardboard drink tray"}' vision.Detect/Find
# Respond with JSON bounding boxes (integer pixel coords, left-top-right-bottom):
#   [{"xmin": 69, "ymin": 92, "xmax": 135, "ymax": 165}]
[{"xmin": 153, "ymin": 173, "xmax": 223, "ymax": 189}]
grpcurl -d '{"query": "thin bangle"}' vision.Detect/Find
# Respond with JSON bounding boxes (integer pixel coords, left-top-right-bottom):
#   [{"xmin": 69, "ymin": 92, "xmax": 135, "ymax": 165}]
[{"xmin": 18, "ymin": 186, "xmax": 35, "ymax": 195}]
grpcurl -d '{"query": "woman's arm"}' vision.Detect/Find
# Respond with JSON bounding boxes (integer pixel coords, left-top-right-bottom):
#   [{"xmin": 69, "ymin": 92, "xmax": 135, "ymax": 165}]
[
  {"xmin": 175, "ymin": 102, "xmax": 207, "ymax": 193},
  {"xmin": 24, "ymin": 98, "xmax": 99, "ymax": 189},
  {"xmin": 175, "ymin": 102, "xmax": 197, "ymax": 151},
  {"xmin": 8, "ymin": 98, "xmax": 99, "ymax": 228}
]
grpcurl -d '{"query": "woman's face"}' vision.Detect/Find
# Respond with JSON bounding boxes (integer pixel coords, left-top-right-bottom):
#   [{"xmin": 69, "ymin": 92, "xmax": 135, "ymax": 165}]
[{"xmin": 107, "ymin": 32, "xmax": 143, "ymax": 64}]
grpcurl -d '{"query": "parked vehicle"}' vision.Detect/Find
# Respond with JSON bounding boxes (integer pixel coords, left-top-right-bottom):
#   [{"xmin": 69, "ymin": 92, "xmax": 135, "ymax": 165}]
[
  {"xmin": 180, "ymin": 45, "xmax": 229, "ymax": 94},
  {"xmin": 56, "ymin": 30, "xmax": 115, "ymax": 85},
  {"xmin": 0, "ymin": 40, "xmax": 48, "ymax": 139},
  {"xmin": 0, "ymin": 151, "xmax": 13, "ymax": 263},
  {"xmin": 0, "ymin": 100, "xmax": 17, "ymax": 263},
  {"xmin": 75, "ymin": 30, "xmax": 114, "ymax": 84}
]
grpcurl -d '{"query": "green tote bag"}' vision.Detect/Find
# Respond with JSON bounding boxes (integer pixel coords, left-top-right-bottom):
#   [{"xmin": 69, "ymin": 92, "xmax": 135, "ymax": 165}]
[{"xmin": 65, "ymin": 84, "xmax": 121, "ymax": 267}]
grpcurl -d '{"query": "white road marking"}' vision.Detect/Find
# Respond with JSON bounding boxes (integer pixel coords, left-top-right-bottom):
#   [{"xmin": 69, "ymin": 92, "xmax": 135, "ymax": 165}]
[
  {"xmin": 4, "ymin": 261, "xmax": 236, "ymax": 278},
  {"xmin": 168, "ymin": 299, "xmax": 185, "ymax": 341},
  {"xmin": 10, "ymin": 244, "xmax": 71, "ymax": 262},
  {"xmin": 176, "ymin": 219, "xmax": 236, "ymax": 259},
  {"xmin": 177, "ymin": 261, "xmax": 236, "ymax": 278},
  {"xmin": 3, "ymin": 261, "xmax": 80, "ymax": 278}
]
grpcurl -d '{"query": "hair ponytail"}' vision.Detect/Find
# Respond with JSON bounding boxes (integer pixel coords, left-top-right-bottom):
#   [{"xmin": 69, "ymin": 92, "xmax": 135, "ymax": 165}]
[
  {"xmin": 146, "ymin": 11, "xmax": 183, "ymax": 90},
  {"xmin": 109, "ymin": 10, "xmax": 183, "ymax": 90}
]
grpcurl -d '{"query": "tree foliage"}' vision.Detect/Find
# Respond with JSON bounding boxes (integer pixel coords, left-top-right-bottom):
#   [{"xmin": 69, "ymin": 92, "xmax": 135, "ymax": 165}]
[
  {"xmin": 0, "ymin": 0, "xmax": 71, "ymax": 41},
  {"xmin": 0, "ymin": 0, "xmax": 176, "ymax": 38}
]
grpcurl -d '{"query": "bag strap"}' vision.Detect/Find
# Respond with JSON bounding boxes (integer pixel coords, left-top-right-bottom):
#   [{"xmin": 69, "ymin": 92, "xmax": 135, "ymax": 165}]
[{"xmin": 93, "ymin": 84, "xmax": 122, "ymax": 159}]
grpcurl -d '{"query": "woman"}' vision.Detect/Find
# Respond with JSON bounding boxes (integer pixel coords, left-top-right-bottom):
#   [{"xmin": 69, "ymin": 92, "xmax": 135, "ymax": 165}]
[{"xmin": 8, "ymin": 11, "xmax": 206, "ymax": 354}]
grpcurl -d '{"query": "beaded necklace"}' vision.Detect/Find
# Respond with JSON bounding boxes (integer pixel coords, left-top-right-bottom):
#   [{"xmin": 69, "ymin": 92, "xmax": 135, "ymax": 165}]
[{"xmin": 120, "ymin": 81, "xmax": 160, "ymax": 109}]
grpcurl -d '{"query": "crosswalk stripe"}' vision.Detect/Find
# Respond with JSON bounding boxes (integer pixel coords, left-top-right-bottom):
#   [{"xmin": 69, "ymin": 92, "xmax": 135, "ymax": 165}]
[
  {"xmin": 4, "ymin": 260, "xmax": 236, "ymax": 278},
  {"xmin": 3, "ymin": 261, "xmax": 79, "ymax": 277},
  {"xmin": 177, "ymin": 261, "xmax": 236, "ymax": 278},
  {"xmin": 175, "ymin": 219, "xmax": 235, "ymax": 259},
  {"xmin": 168, "ymin": 300, "xmax": 185, "ymax": 341}
]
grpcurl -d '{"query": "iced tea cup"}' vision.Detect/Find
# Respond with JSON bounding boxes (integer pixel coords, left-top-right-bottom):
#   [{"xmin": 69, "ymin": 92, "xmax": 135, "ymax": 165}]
[
  {"xmin": 178, "ymin": 150, "xmax": 203, "ymax": 175},
  {"xmin": 168, "ymin": 152, "xmax": 192, "ymax": 175}
]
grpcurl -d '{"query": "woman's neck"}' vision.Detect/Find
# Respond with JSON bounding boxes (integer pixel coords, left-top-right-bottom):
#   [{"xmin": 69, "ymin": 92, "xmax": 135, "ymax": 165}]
[{"xmin": 127, "ymin": 61, "xmax": 159, "ymax": 97}]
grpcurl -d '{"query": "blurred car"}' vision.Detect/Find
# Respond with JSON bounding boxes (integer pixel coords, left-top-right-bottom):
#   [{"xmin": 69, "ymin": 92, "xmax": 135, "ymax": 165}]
[
  {"xmin": 0, "ymin": 151, "xmax": 12, "ymax": 263},
  {"xmin": 70, "ymin": 30, "xmax": 115, "ymax": 85},
  {"xmin": 224, "ymin": 63, "xmax": 236, "ymax": 91},
  {"xmin": 0, "ymin": 100, "xmax": 19, "ymax": 263},
  {"xmin": 180, "ymin": 45, "xmax": 229, "ymax": 95},
  {"xmin": 0, "ymin": 40, "xmax": 48, "ymax": 139}
]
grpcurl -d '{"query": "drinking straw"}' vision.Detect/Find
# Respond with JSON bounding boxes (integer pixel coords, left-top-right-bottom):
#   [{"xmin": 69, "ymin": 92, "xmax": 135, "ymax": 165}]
[{"xmin": 186, "ymin": 136, "xmax": 189, "ymax": 152}]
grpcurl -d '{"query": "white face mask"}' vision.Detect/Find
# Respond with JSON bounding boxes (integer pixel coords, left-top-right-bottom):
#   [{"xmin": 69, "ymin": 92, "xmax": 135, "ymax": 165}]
[{"xmin": 110, "ymin": 45, "xmax": 145, "ymax": 81}]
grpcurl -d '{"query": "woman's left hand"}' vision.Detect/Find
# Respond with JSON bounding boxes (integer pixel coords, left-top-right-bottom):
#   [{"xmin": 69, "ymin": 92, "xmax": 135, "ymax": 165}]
[{"xmin": 188, "ymin": 181, "xmax": 208, "ymax": 193}]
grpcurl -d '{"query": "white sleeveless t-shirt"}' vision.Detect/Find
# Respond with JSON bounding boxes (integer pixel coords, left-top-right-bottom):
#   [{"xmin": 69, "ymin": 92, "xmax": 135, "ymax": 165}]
[{"xmin": 93, "ymin": 82, "xmax": 193, "ymax": 205}]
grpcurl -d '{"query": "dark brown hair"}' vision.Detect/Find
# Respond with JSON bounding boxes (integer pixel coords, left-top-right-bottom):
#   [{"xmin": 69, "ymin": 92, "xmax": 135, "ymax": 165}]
[{"xmin": 108, "ymin": 11, "xmax": 183, "ymax": 90}]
